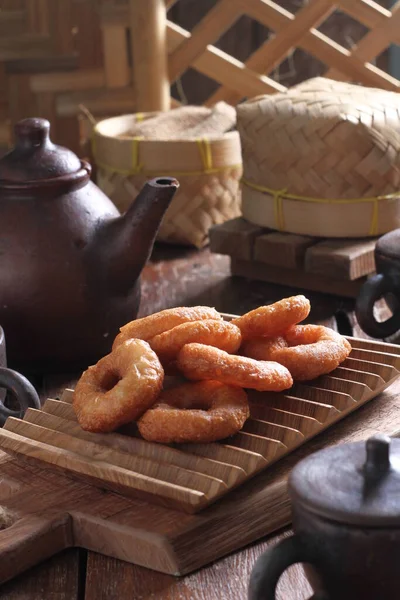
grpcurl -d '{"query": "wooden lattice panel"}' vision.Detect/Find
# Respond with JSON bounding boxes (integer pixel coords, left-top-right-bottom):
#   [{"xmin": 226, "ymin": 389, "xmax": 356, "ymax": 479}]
[
  {"xmin": 0, "ymin": 336, "xmax": 398, "ymax": 513},
  {"xmin": 99, "ymin": 0, "xmax": 399, "ymax": 105}
]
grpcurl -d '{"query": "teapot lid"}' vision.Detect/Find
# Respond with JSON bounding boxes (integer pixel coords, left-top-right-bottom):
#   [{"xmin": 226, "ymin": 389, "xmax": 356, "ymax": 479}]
[
  {"xmin": 0, "ymin": 118, "xmax": 82, "ymax": 182},
  {"xmin": 290, "ymin": 435, "xmax": 400, "ymax": 526}
]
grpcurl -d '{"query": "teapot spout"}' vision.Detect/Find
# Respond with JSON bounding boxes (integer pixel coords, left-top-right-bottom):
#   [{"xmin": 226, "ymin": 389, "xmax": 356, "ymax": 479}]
[{"xmin": 95, "ymin": 177, "xmax": 179, "ymax": 293}]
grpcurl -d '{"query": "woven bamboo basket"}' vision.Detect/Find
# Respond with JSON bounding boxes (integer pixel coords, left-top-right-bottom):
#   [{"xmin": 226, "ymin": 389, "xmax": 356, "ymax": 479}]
[
  {"xmin": 92, "ymin": 113, "xmax": 242, "ymax": 248},
  {"xmin": 237, "ymin": 78, "xmax": 400, "ymax": 238}
]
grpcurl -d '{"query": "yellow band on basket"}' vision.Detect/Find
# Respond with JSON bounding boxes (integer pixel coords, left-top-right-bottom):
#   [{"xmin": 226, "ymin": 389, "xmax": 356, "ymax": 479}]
[
  {"xmin": 132, "ymin": 137, "xmax": 143, "ymax": 175},
  {"xmin": 196, "ymin": 138, "xmax": 213, "ymax": 173},
  {"xmin": 241, "ymin": 178, "xmax": 400, "ymax": 236},
  {"xmin": 91, "ymin": 133, "xmax": 241, "ymax": 177},
  {"xmin": 135, "ymin": 113, "xmax": 144, "ymax": 123}
]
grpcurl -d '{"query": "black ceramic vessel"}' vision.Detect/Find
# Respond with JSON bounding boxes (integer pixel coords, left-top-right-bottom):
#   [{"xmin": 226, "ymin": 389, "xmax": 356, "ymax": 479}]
[
  {"xmin": 0, "ymin": 326, "xmax": 40, "ymax": 425},
  {"xmin": 249, "ymin": 435, "xmax": 400, "ymax": 600},
  {"xmin": 356, "ymin": 229, "xmax": 400, "ymax": 338}
]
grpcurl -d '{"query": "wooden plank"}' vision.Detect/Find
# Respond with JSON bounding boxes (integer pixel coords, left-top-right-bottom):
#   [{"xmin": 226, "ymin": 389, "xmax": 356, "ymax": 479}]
[
  {"xmin": 23, "ymin": 409, "xmax": 245, "ymax": 487},
  {"xmin": 102, "ymin": 11, "xmax": 285, "ymax": 96},
  {"xmin": 0, "ymin": 428, "xmax": 206, "ymax": 513},
  {"xmin": 167, "ymin": 21, "xmax": 285, "ymax": 96},
  {"xmin": 27, "ymin": 0, "xmax": 50, "ymax": 35},
  {"xmin": 42, "ymin": 399, "xmax": 76, "ymax": 420},
  {"xmin": 242, "ymin": 0, "xmax": 336, "ymax": 78},
  {"xmin": 130, "ymin": 0, "xmax": 169, "ymax": 111},
  {"xmin": 347, "ymin": 337, "xmax": 400, "ymax": 355},
  {"xmin": 209, "ymin": 218, "xmax": 264, "ymax": 260},
  {"xmin": 254, "ymin": 232, "xmax": 317, "ymax": 269},
  {"xmin": 230, "ymin": 258, "xmax": 366, "ymax": 298},
  {"xmin": 291, "ymin": 384, "xmax": 355, "ymax": 411},
  {"xmin": 249, "ymin": 405, "xmax": 321, "ymax": 436},
  {"xmin": 71, "ymin": 0, "xmax": 103, "ymax": 70},
  {"xmin": 101, "ymin": 24, "xmax": 130, "ymax": 88},
  {"xmin": 211, "ymin": 0, "xmax": 400, "ymax": 106},
  {"xmin": 250, "ymin": 392, "xmax": 340, "ymax": 424},
  {"xmin": 326, "ymin": 0, "xmax": 400, "ymax": 81},
  {"xmin": 309, "ymin": 375, "xmax": 370, "ymax": 401},
  {"xmin": 0, "ymin": 33, "xmax": 51, "ymax": 61},
  {"xmin": 0, "ymin": 513, "xmax": 73, "ymax": 590},
  {"xmin": 0, "ymin": 8, "xmax": 25, "ymax": 37},
  {"xmin": 227, "ymin": 431, "xmax": 286, "ymax": 461},
  {"xmin": 4, "ymin": 418, "xmax": 227, "ymax": 498},
  {"xmin": 82, "ymin": 535, "xmax": 312, "ymax": 600},
  {"xmin": 343, "ymin": 357, "xmax": 397, "ymax": 383},
  {"xmin": 56, "ymin": 88, "xmax": 135, "ymax": 117},
  {"xmin": 180, "ymin": 442, "xmax": 266, "ymax": 475},
  {"xmin": 0, "ymin": 549, "xmax": 80, "ymax": 600},
  {"xmin": 332, "ymin": 367, "xmax": 383, "ymax": 390},
  {"xmin": 30, "ymin": 68, "xmax": 105, "ymax": 93},
  {"xmin": 6, "ymin": 54, "xmax": 78, "ymax": 75},
  {"xmin": 168, "ymin": 0, "xmax": 240, "ymax": 83},
  {"xmin": 304, "ymin": 238, "xmax": 377, "ymax": 280},
  {"xmin": 242, "ymin": 419, "xmax": 304, "ymax": 447},
  {"xmin": 47, "ymin": 0, "xmax": 74, "ymax": 55},
  {"xmin": 349, "ymin": 348, "xmax": 400, "ymax": 369},
  {"xmin": 337, "ymin": 0, "xmax": 393, "ymax": 32}
]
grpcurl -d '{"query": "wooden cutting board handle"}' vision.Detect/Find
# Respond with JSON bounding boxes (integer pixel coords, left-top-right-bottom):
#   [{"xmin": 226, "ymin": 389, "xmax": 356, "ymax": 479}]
[{"xmin": 0, "ymin": 510, "xmax": 73, "ymax": 584}]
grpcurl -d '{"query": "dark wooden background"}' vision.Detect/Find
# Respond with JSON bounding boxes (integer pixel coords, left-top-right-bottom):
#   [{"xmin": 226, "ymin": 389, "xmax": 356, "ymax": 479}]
[{"xmin": 0, "ymin": 0, "xmax": 390, "ymax": 157}]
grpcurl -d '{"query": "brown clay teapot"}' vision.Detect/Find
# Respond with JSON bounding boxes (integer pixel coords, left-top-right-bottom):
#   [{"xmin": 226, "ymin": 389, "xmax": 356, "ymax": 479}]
[
  {"xmin": 249, "ymin": 435, "xmax": 400, "ymax": 600},
  {"xmin": 0, "ymin": 118, "xmax": 179, "ymax": 371}
]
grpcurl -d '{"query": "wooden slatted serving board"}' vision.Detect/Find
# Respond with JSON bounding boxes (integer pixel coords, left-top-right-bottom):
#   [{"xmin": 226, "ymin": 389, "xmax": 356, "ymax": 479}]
[
  {"xmin": 0, "ymin": 337, "xmax": 400, "ymax": 582},
  {"xmin": 0, "ymin": 336, "xmax": 399, "ymax": 515}
]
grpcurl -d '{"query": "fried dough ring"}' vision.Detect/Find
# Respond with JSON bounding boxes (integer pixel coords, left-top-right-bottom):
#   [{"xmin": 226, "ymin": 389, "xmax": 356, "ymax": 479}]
[
  {"xmin": 232, "ymin": 295, "xmax": 310, "ymax": 340},
  {"xmin": 241, "ymin": 325, "xmax": 352, "ymax": 381},
  {"xmin": 73, "ymin": 339, "xmax": 164, "ymax": 433},
  {"xmin": 177, "ymin": 343, "xmax": 293, "ymax": 391},
  {"xmin": 148, "ymin": 319, "xmax": 242, "ymax": 365},
  {"xmin": 113, "ymin": 306, "xmax": 222, "ymax": 349},
  {"xmin": 138, "ymin": 381, "xmax": 249, "ymax": 443}
]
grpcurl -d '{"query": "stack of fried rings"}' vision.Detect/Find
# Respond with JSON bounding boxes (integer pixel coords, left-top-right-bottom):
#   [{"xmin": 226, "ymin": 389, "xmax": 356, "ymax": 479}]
[{"xmin": 73, "ymin": 297, "xmax": 351, "ymax": 442}]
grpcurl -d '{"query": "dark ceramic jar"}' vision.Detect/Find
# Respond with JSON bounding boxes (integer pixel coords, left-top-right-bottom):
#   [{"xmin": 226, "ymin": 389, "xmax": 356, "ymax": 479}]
[
  {"xmin": 249, "ymin": 435, "xmax": 400, "ymax": 600},
  {"xmin": 356, "ymin": 229, "xmax": 400, "ymax": 338}
]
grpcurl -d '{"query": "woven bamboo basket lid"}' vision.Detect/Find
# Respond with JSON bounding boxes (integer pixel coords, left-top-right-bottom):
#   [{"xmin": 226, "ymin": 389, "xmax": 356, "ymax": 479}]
[
  {"xmin": 237, "ymin": 77, "xmax": 400, "ymax": 238},
  {"xmin": 92, "ymin": 112, "xmax": 242, "ymax": 248}
]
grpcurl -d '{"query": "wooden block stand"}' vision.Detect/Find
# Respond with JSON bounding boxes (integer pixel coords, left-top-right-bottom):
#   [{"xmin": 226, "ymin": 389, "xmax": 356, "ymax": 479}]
[{"xmin": 210, "ymin": 218, "xmax": 377, "ymax": 298}]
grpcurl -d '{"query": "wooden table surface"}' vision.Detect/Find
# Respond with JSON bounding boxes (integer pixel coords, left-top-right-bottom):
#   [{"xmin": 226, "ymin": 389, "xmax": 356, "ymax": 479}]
[{"xmin": 1, "ymin": 245, "xmax": 388, "ymax": 600}]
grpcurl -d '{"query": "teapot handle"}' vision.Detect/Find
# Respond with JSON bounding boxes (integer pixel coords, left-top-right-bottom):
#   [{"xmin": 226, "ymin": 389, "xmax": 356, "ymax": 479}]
[
  {"xmin": 0, "ymin": 367, "xmax": 41, "ymax": 426},
  {"xmin": 248, "ymin": 535, "xmax": 329, "ymax": 600},
  {"xmin": 356, "ymin": 273, "xmax": 400, "ymax": 338}
]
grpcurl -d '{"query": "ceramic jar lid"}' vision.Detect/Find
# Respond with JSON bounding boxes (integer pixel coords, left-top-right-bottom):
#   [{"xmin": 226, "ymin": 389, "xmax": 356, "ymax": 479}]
[
  {"xmin": 290, "ymin": 435, "xmax": 400, "ymax": 526},
  {"xmin": 0, "ymin": 118, "xmax": 82, "ymax": 182},
  {"xmin": 375, "ymin": 229, "xmax": 400, "ymax": 261}
]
